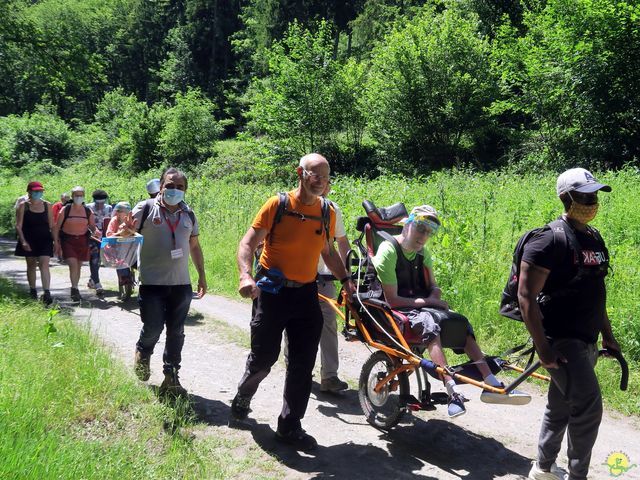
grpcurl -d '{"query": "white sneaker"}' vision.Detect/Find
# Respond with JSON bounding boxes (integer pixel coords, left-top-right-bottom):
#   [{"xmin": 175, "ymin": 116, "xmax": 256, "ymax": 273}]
[
  {"xmin": 94, "ymin": 282, "xmax": 103, "ymax": 290},
  {"xmin": 528, "ymin": 461, "xmax": 568, "ymax": 480},
  {"xmin": 480, "ymin": 387, "xmax": 531, "ymax": 405}
]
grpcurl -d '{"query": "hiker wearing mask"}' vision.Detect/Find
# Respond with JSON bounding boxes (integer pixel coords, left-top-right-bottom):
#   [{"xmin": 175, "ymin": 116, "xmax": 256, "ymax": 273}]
[
  {"xmin": 87, "ymin": 189, "xmax": 113, "ymax": 296},
  {"xmin": 373, "ymin": 205, "xmax": 530, "ymax": 419},
  {"xmin": 520, "ymin": 168, "xmax": 621, "ymax": 480},
  {"xmin": 230, "ymin": 153, "xmax": 355, "ymax": 452},
  {"xmin": 146, "ymin": 178, "xmax": 161, "ymax": 198},
  {"xmin": 52, "ymin": 192, "xmax": 71, "ymax": 223},
  {"xmin": 131, "ymin": 168, "xmax": 207, "ymax": 398},
  {"xmin": 15, "ymin": 181, "xmax": 54, "ymax": 304},
  {"xmin": 53, "ymin": 186, "xmax": 97, "ymax": 302}
]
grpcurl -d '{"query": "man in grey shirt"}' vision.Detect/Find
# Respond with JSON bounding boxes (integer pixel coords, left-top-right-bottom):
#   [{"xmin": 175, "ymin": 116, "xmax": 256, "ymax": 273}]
[{"xmin": 131, "ymin": 167, "xmax": 207, "ymax": 397}]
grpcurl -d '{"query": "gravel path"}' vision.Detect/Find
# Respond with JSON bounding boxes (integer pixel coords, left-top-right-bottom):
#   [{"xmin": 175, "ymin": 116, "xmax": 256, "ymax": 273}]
[{"xmin": 1, "ymin": 238, "xmax": 638, "ymax": 480}]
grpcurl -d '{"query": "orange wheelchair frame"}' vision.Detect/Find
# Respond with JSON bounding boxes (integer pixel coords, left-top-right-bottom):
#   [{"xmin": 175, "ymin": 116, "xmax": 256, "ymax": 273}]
[{"xmin": 318, "ymin": 200, "xmax": 628, "ymax": 430}]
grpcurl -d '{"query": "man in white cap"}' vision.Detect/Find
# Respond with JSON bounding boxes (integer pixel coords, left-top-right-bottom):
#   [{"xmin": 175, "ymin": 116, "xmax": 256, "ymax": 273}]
[
  {"xmin": 520, "ymin": 168, "xmax": 621, "ymax": 480},
  {"xmin": 146, "ymin": 178, "xmax": 161, "ymax": 198}
]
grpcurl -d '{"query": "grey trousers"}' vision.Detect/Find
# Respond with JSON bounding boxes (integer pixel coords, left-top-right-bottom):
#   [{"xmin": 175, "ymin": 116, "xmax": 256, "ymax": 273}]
[
  {"xmin": 318, "ymin": 279, "xmax": 339, "ymax": 380},
  {"xmin": 537, "ymin": 338, "xmax": 602, "ymax": 480}
]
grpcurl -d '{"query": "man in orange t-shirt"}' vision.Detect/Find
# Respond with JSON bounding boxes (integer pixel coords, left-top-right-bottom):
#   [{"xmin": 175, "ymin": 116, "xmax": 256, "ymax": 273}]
[{"xmin": 230, "ymin": 153, "xmax": 355, "ymax": 451}]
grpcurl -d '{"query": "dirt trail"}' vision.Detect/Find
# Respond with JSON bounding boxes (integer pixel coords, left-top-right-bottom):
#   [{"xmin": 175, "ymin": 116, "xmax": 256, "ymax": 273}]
[{"xmin": 1, "ymin": 238, "xmax": 638, "ymax": 480}]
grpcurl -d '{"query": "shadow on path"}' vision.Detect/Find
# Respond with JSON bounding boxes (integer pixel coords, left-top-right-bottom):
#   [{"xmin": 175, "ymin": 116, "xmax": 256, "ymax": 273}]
[{"xmin": 204, "ymin": 387, "xmax": 532, "ymax": 480}]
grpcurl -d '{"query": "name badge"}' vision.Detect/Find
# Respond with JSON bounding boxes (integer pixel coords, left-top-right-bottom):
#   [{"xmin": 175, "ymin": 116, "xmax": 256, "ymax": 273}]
[{"xmin": 171, "ymin": 248, "xmax": 184, "ymax": 260}]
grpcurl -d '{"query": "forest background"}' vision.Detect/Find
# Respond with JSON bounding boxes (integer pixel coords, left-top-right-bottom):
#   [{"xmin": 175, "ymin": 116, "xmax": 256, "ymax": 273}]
[{"xmin": 0, "ymin": 0, "xmax": 639, "ymax": 411}]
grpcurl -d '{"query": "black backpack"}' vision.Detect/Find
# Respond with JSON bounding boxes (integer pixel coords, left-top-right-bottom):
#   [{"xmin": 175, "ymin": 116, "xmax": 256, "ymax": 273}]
[
  {"xmin": 254, "ymin": 192, "xmax": 332, "ymax": 265},
  {"xmin": 59, "ymin": 204, "xmax": 92, "ymax": 238},
  {"xmin": 499, "ymin": 218, "xmax": 589, "ymax": 321}
]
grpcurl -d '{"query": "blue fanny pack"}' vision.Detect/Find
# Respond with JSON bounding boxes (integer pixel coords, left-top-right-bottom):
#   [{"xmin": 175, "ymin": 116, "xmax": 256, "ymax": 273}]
[{"xmin": 256, "ymin": 267, "xmax": 285, "ymax": 294}]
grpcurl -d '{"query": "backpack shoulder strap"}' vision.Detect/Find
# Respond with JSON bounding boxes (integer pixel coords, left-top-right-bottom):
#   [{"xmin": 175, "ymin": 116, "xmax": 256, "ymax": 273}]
[
  {"xmin": 547, "ymin": 219, "xmax": 570, "ymax": 267},
  {"xmin": 274, "ymin": 192, "xmax": 288, "ymax": 227},
  {"xmin": 587, "ymin": 224, "xmax": 605, "ymax": 245},
  {"xmin": 84, "ymin": 205, "xmax": 91, "ymax": 220},
  {"xmin": 320, "ymin": 196, "xmax": 331, "ymax": 240},
  {"xmin": 550, "ymin": 217, "xmax": 583, "ymax": 267},
  {"xmin": 137, "ymin": 199, "xmax": 155, "ymax": 233},
  {"xmin": 60, "ymin": 204, "xmax": 71, "ymax": 230},
  {"xmin": 266, "ymin": 192, "xmax": 288, "ymax": 244}
]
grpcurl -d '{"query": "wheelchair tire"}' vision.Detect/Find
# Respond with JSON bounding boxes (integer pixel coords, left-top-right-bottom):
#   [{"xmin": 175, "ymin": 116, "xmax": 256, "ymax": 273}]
[{"xmin": 359, "ymin": 350, "xmax": 410, "ymax": 430}]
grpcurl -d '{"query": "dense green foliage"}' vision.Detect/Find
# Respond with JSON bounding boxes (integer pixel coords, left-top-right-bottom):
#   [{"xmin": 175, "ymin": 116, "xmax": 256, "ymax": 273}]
[
  {"xmin": 1, "ymin": 0, "xmax": 639, "ymax": 175},
  {"xmin": 0, "ymin": 277, "xmax": 281, "ymax": 478},
  {"xmin": 365, "ymin": 5, "xmax": 499, "ymax": 170}
]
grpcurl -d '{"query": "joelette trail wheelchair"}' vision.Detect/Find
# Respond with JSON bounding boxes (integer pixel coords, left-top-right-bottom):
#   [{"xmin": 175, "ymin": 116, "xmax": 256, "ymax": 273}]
[{"xmin": 319, "ymin": 200, "xmax": 628, "ymax": 430}]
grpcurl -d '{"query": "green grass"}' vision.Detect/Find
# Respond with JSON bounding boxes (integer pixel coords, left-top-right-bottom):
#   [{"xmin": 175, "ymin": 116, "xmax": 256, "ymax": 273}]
[
  {"xmin": 1, "ymin": 162, "xmax": 638, "ymax": 415},
  {"xmin": 0, "ymin": 277, "xmax": 281, "ymax": 479}
]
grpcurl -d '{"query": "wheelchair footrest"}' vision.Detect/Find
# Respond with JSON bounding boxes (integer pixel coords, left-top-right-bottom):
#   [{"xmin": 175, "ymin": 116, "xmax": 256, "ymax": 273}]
[
  {"xmin": 430, "ymin": 392, "xmax": 449, "ymax": 405},
  {"xmin": 400, "ymin": 394, "xmax": 438, "ymax": 411}
]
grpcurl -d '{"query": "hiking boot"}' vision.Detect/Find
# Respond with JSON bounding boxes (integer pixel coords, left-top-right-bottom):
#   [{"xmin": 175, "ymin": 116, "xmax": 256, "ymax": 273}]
[
  {"xmin": 70, "ymin": 288, "xmax": 81, "ymax": 302},
  {"xmin": 29, "ymin": 288, "xmax": 38, "ymax": 300},
  {"xmin": 481, "ymin": 383, "xmax": 532, "ymax": 406},
  {"xmin": 134, "ymin": 350, "xmax": 151, "ymax": 381},
  {"xmin": 229, "ymin": 393, "xmax": 252, "ymax": 423},
  {"xmin": 447, "ymin": 391, "xmax": 467, "ymax": 418},
  {"xmin": 41, "ymin": 290, "xmax": 52, "ymax": 306},
  {"xmin": 275, "ymin": 428, "xmax": 318, "ymax": 452},
  {"xmin": 528, "ymin": 461, "xmax": 568, "ymax": 480},
  {"xmin": 159, "ymin": 368, "xmax": 188, "ymax": 398},
  {"xmin": 320, "ymin": 376, "xmax": 349, "ymax": 393}
]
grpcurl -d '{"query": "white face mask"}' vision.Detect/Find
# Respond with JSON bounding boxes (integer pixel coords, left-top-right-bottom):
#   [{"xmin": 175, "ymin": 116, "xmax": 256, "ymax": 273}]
[{"xmin": 73, "ymin": 196, "xmax": 85, "ymax": 205}]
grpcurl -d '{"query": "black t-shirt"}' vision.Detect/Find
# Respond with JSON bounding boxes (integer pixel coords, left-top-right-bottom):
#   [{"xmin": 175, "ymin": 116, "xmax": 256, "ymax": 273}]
[{"xmin": 521, "ymin": 225, "xmax": 609, "ymax": 343}]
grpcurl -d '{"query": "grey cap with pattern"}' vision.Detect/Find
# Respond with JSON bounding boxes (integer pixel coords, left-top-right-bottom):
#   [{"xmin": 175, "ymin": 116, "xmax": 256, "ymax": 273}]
[{"xmin": 556, "ymin": 168, "xmax": 611, "ymax": 196}]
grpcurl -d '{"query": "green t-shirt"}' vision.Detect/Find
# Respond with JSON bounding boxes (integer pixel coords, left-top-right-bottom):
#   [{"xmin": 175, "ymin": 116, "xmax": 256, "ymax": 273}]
[{"xmin": 371, "ymin": 239, "xmax": 433, "ymax": 286}]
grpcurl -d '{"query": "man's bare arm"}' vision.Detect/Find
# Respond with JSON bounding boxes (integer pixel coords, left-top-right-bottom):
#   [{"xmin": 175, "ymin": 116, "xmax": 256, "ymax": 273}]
[
  {"xmin": 189, "ymin": 235, "xmax": 207, "ymax": 298},
  {"xmin": 237, "ymin": 227, "xmax": 268, "ymax": 299}
]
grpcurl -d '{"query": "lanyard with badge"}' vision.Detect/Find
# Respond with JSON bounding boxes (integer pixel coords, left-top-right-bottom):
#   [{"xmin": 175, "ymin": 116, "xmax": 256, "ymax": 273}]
[{"xmin": 162, "ymin": 209, "xmax": 184, "ymax": 260}]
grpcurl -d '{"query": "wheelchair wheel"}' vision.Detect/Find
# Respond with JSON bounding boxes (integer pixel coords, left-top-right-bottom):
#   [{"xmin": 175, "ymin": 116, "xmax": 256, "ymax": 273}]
[{"xmin": 359, "ymin": 350, "xmax": 410, "ymax": 429}]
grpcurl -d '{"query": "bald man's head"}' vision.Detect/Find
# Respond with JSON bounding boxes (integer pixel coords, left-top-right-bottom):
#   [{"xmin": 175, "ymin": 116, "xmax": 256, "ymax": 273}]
[
  {"xmin": 299, "ymin": 153, "xmax": 329, "ymax": 171},
  {"xmin": 297, "ymin": 153, "xmax": 330, "ymax": 197}
]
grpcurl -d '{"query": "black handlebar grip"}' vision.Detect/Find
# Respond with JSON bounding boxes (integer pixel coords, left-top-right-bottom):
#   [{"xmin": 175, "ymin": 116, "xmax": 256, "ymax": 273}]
[{"xmin": 598, "ymin": 348, "xmax": 628, "ymax": 391}]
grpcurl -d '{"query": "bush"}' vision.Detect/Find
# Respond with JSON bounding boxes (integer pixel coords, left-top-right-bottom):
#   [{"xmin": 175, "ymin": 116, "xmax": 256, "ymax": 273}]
[
  {"xmin": 0, "ymin": 107, "xmax": 78, "ymax": 170},
  {"xmin": 492, "ymin": 0, "xmax": 640, "ymax": 169},
  {"xmin": 195, "ymin": 137, "xmax": 285, "ymax": 183},
  {"xmin": 157, "ymin": 88, "xmax": 222, "ymax": 169},
  {"xmin": 365, "ymin": 4, "xmax": 499, "ymax": 172},
  {"xmin": 245, "ymin": 20, "xmax": 346, "ymax": 158},
  {"xmin": 93, "ymin": 88, "xmax": 160, "ymax": 172}
]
